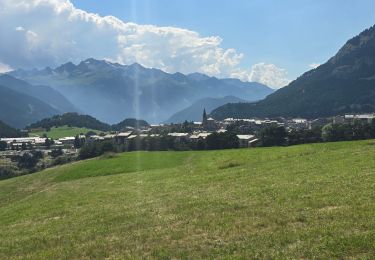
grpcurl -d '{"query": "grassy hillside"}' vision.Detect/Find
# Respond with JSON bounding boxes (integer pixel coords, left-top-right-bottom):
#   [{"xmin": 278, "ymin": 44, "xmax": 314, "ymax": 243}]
[
  {"xmin": 29, "ymin": 126, "xmax": 104, "ymax": 139},
  {"xmin": 1, "ymin": 141, "xmax": 375, "ymax": 258}
]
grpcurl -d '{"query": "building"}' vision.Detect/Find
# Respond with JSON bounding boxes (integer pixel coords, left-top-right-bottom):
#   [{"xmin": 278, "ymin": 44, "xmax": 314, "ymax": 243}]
[
  {"xmin": 236, "ymin": 135, "xmax": 257, "ymax": 148},
  {"xmin": 189, "ymin": 132, "xmax": 212, "ymax": 141},
  {"xmin": 345, "ymin": 114, "xmax": 375, "ymax": 123},
  {"xmin": 0, "ymin": 137, "xmax": 47, "ymax": 150},
  {"xmin": 206, "ymin": 118, "xmax": 215, "ymax": 128},
  {"xmin": 202, "ymin": 108, "xmax": 208, "ymax": 128},
  {"xmin": 115, "ymin": 132, "xmax": 133, "ymax": 144},
  {"xmin": 58, "ymin": 137, "xmax": 76, "ymax": 146},
  {"xmin": 168, "ymin": 133, "xmax": 189, "ymax": 142}
]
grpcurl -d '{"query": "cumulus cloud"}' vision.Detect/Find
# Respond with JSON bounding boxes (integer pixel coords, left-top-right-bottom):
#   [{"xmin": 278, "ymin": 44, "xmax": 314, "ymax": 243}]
[
  {"xmin": 0, "ymin": 62, "xmax": 12, "ymax": 73},
  {"xmin": 231, "ymin": 63, "xmax": 290, "ymax": 89},
  {"xmin": 0, "ymin": 0, "xmax": 290, "ymax": 88},
  {"xmin": 309, "ymin": 63, "xmax": 321, "ymax": 69}
]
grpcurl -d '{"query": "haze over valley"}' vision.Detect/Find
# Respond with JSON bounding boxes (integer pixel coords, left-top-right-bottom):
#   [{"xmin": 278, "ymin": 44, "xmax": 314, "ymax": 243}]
[{"xmin": 1, "ymin": 1, "xmax": 375, "ymax": 259}]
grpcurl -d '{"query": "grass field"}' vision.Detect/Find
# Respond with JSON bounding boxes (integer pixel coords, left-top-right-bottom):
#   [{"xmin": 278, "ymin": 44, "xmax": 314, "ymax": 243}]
[
  {"xmin": 1, "ymin": 140, "xmax": 375, "ymax": 258},
  {"xmin": 29, "ymin": 125, "xmax": 104, "ymax": 139}
]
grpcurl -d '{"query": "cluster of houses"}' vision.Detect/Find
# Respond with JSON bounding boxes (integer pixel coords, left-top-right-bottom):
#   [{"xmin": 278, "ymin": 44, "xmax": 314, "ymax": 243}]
[
  {"xmin": 1, "ymin": 112, "xmax": 374, "ymax": 153},
  {"xmin": 0, "ymin": 128, "xmax": 259, "ymax": 151},
  {"xmin": 88, "ymin": 130, "xmax": 258, "ymax": 148}
]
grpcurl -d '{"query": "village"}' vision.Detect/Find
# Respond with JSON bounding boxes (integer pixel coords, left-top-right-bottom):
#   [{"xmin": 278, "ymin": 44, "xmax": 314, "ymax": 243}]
[{"xmin": 1, "ymin": 112, "xmax": 374, "ymax": 155}]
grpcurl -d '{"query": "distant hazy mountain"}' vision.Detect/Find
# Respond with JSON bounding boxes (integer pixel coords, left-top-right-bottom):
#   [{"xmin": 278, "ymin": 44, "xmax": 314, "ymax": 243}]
[
  {"xmin": 0, "ymin": 74, "xmax": 77, "ymax": 113},
  {"xmin": 10, "ymin": 59, "xmax": 273, "ymax": 124},
  {"xmin": 165, "ymin": 96, "xmax": 246, "ymax": 123},
  {"xmin": 0, "ymin": 85, "xmax": 59, "ymax": 128},
  {"xmin": 211, "ymin": 24, "xmax": 375, "ymax": 120}
]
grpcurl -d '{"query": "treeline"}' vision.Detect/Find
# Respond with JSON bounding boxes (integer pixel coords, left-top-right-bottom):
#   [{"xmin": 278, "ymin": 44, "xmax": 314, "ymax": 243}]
[
  {"xmin": 26, "ymin": 112, "xmax": 149, "ymax": 132},
  {"xmin": 112, "ymin": 118, "xmax": 149, "ymax": 131},
  {"xmin": 79, "ymin": 132, "xmax": 240, "ymax": 159},
  {"xmin": 258, "ymin": 120, "xmax": 375, "ymax": 147},
  {"xmin": 322, "ymin": 121, "xmax": 375, "ymax": 142},
  {"xmin": 27, "ymin": 113, "xmax": 111, "ymax": 131}
]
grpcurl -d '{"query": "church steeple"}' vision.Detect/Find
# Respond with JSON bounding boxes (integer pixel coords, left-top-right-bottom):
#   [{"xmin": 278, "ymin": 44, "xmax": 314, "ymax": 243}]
[{"xmin": 202, "ymin": 108, "xmax": 208, "ymax": 127}]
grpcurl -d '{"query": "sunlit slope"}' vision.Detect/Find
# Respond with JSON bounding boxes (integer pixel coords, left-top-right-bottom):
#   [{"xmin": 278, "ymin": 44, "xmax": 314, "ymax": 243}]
[
  {"xmin": 1, "ymin": 141, "xmax": 375, "ymax": 258},
  {"xmin": 29, "ymin": 125, "xmax": 105, "ymax": 139}
]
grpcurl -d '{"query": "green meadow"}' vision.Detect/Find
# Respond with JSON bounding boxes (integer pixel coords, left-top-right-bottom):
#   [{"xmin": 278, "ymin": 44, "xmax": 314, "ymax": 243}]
[
  {"xmin": 1, "ymin": 140, "xmax": 375, "ymax": 258},
  {"xmin": 29, "ymin": 125, "xmax": 104, "ymax": 139}
]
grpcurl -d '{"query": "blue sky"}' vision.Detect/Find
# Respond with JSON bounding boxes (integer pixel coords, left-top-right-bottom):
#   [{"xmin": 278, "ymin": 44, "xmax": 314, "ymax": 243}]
[
  {"xmin": 1, "ymin": 0, "xmax": 375, "ymax": 88},
  {"xmin": 71, "ymin": 0, "xmax": 375, "ymax": 80}
]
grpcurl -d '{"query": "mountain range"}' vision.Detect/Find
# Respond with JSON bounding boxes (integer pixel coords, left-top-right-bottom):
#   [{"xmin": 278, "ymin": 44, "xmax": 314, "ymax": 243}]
[
  {"xmin": 9, "ymin": 59, "xmax": 273, "ymax": 125},
  {"xmin": 211, "ymin": 25, "xmax": 375, "ymax": 120}
]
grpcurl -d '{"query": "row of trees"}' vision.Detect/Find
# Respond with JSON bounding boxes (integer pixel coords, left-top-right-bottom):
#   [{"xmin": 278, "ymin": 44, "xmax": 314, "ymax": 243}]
[
  {"xmin": 258, "ymin": 120, "xmax": 375, "ymax": 147},
  {"xmin": 79, "ymin": 132, "xmax": 240, "ymax": 159},
  {"xmin": 322, "ymin": 120, "xmax": 375, "ymax": 142}
]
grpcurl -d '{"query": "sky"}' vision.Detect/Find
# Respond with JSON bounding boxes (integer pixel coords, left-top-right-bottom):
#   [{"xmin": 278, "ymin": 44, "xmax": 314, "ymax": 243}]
[{"xmin": 1, "ymin": 0, "xmax": 375, "ymax": 88}]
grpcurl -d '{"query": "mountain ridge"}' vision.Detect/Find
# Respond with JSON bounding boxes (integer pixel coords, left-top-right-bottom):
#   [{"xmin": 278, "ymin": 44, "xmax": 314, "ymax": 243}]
[
  {"xmin": 0, "ymin": 84, "xmax": 60, "ymax": 129},
  {"xmin": 211, "ymin": 24, "xmax": 375, "ymax": 120},
  {"xmin": 0, "ymin": 74, "xmax": 77, "ymax": 113},
  {"xmin": 9, "ymin": 59, "xmax": 273, "ymax": 124}
]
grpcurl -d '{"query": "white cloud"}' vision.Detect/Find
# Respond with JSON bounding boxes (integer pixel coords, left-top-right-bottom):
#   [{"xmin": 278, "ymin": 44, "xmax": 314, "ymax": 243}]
[
  {"xmin": 0, "ymin": 0, "xmax": 290, "ymax": 88},
  {"xmin": 0, "ymin": 62, "xmax": 12, "ymax": 73},
  {"xmin": 15, "ymin": 26, "xmax": 25, "ymax": 31},
  {"xmin": 309, "ymin": 63, "xmax": 320, "ymax": 69},
  {"xmin": 231, "ymin": 63, "xmax": 290, "ymax": 89}
]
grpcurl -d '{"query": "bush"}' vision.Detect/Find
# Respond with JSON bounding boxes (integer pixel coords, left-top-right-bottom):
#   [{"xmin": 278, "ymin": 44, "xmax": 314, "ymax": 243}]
[
  {"xmin": 50, "ymin": 148, "xmax": 63, "ymax": 158},
  {"xmin": 206, "ymin": 132, "xmax": 239, "ymax": 150},
  {"xmin": 0, "ymin": 167, "xmax": 16, "ymax": 180},
  {"xmin": 52, "ymin": 155, "xmax": 73, "ymax": 166},
  {"xmin": 16, "ymin": 153, "xmax": 39, "ymax": 169}
]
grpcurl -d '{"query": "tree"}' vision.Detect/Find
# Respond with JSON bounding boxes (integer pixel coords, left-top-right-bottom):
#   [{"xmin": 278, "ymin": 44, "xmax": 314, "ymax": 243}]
[
  {"xmin": 17, "ymin": 153, "xmax": 39, "ymax": 169},
  {"xmin": 288, "ymin": 127, "xmax": 322, "ymax": 145},
  {"xmin": 259, "ymin": 126, "xmax": 287, "ymax": 147},
  {"xmin": 44, "ymin": 138, "xmax": 54, "ymax": 148},
  {"xmin": 196, "ymin": 139, "xmax": 206, "ymax": 150},
  {"xmin": 50, "ymin": 148, "xmax": 63, "ymax": 158},
  {"xmin": 181, "ymin": 121, "xmax": 193, "ymax": 133},
  {"xmin": 74, "ymin": 135, "xmax": 83, "ymax": 149},
  {"xmin": 101, "ymin": 140, "xmax": 116, "ymax": 153},
  {"xmin": 206, "ymin": 132, "xmax": 239, "ymax": 150},
  {"xmin": 21, "ymin": 142, "xmax": 27, "ymax": 151},
  {"xmin": 32, "ymin": 150, "xmax": 44, "ymax": 160},
  {"xmin": 0, "ymin": 141, "xmax": 7, "ymax": 151},
  {"xmin": 322, "ymin": 123, "xmax": 352, "ymax": 142}
]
